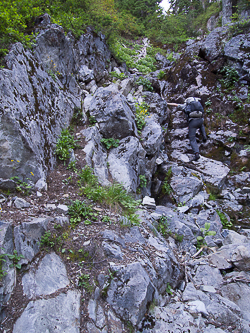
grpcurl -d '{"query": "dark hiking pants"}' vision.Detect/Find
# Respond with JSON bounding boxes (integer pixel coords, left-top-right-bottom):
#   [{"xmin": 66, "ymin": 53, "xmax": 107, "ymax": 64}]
[{"xmin": 188, "ymin": 118, "xmax": 206, "ymax": 154}]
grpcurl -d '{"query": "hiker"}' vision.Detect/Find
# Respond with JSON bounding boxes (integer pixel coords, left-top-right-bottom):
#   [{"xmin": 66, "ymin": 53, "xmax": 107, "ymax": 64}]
[{"xmin": 168, "ymin": 97, "xmax": 207, "ymax": 161}]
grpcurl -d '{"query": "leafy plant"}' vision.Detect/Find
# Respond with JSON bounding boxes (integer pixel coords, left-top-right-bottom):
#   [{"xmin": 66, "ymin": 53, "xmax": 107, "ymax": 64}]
[
  {"xmin": 166, "ymin": 282, "xmax": 173, "ymax": 295},
  {"xmin": 109, "ymin": 71, "xmax": 127, "ymax": 79},
  {"xmin": 40, "ymin": 231, "xmax": 55, "ymax": 248},
  {"xmin": 216, "ymin": 210, "xmax": 233, "ymax": 229},
  {"xmin": 10, "ymin": 176, "xmax": 32, "ymax": 195},
  {"xmin": 68, "ymin": 200, "xmax": 97, "ymax": 227},
  {"xmin": 139, "ymin": 175, "xmax": 147, "ymax": 188},
  {"xmin": 6, "ymin": 250, "xmax": 25, "ymax": 269},
  {"xmin": 78, "ymin": 274, "xmax": 94, "ymax": 293},
  {"xmin": 78, "ymin": 166, "xmax": 141, "ymax": 226},
  {"xmin": 205, "ymin": 99, "xmax": 211, "ymax": 107},
  {"xmin": 196, "ymin": 222, "xmax": 216, "ymax": 248},
  {"xmin": 157, "ymin": 215, "xmax": 170, "ymax": 237},
  {"xmin": 101, "ymin": 138, "xmax": 120, "ymax": 150},
  {"xmin": 136, "ymin": 77, "xmax": 153, "ymax": 91},
  {"xmin": 135, "ymin": 101, "xmax": 149, "ymax": 132},
  {"xmin": 219, "ymin": 66, "xmax": 239, "ymax": 89},
  {"xmin": 157, "ymin": 70, "xmax": 165, "ymax": 80},
  {"xmin": 55, "ymin": 128, "xmax": 78, "ymax": 162},
  {"xmin": 67, "ymin": 160, "xmax": 78, "ymax": 173},
  {"xmin": 102, "ymin": 215, "xmax": 112, "ymax": 224}
]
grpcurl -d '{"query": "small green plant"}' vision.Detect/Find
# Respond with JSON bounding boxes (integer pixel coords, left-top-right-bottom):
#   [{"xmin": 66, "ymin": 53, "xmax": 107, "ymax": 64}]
[
  {"xmin": 67, "ymin": 160, "xmax": 78, "ymax": 173},
  {"xmin": 10, "ymin": 176, "xmax": 32, "ymax": 195},
  {"xmin": 244, "ymin": 145, "xmax": 250, "ymax": 152},
  {"xmin": 47, "ymin": 69, "xmax": 57, "ymax": 81},
  {"xmin": 136, "ymin": 77, "xmax": 153, "ymax": 91},
  {"xmin": 109, "ymin": 71, "xmax": 127, "ymax": 79},
  {"xmin": 157, "ymin": 70, "xmax": 165, "ymax": 80},
  {"xmin": 166, "ymin": 282, "xmax": 173, "ymax": 295},
  {"xmin": 139, "ymin": 175, "xmax": 147, "ymax": 188},
  {"xmin": 101, "ymin": 138, "xmax": 120, "ymax": 150},
  {"xmin": 166, "ymin": 52, "xmax": 176, "ymax": 62},
  {"xmin": 88, "ymin": 115, "xmax": 97, "ymax": 126},
  {"xmin": 102, "ymin": 215, "xmax": 112, "ymax": 224},
  {"xmin": 216, "ymin": 210, "xmax": 233, "ymax": 229},
  {"xmin": 40, "ymin": 231, "xmax": 55, "ymax": 248},
  {"xmin": 62, "ymin": 175, "xmax": 72, "ymax": 185},
  {"xmin": 173, "ymin": 233, "xmax": 184, "ymax": 243},
  {"xmin": 205, "ymin": 99, "xmax": 212, "ymax": 107},
  {"xmin": 162, "ymin": 180, "xmax": 172, "ymax": 195},
  {"xmin": 157, "ymin": 215, "xmax": 170, "ymax": 237},
  {"xmin": 71, "ymin": 107, "xmax": 83, "ymax": 124},
  {"xmin": 68, "ymin": 200, "xmax": 97, "ymax": 227},
  {"xmin": 6, "ymin": 250, "xmax": 25, "ymax": 269},
  {"xmin": 219, "ymin": 66, "xmax": 239, "ymax": 89},
  {"xmin": 135, "ymin": 101, "xmax": 149, "ymax": 132},
  {"xmin": 78, "ymin": 274, "xmax": 94, "ymax": 293},
  {"xmin": 55, "ymin": 128, "xmax": 78, "ymax": 162},
  {"xmin": 196, "ymin": 222, "xmax": 216, "ymax": 248}
]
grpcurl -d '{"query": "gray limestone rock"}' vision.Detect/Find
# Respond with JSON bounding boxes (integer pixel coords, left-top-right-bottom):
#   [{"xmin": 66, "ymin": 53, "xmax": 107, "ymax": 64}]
[
  {"xmin": 14, "ymin": 217, "xmax": 50, "ymax": 264},
  {"xmin": 107, "ymin": 262, "xmax": 155, "ymax": 325},
  {"xmin": 141, "ymin": 114, "xmax": 163, "ymax": 156},
  {"xmin": 102, "ymin": 242, "xmax": 123, "ymax": 260},
  {"xmin": 108, "ymin": 136, "xmax": 146, "ymax": 192},
  {"xmin": 13, "ymin": 290, "xmax": 81, "ymax": 333},
  {"xmin": 171, "ymin": 174, "xmax": 203, "ymax": 204},
  {"xmin": 22, "ymin": 252, "xmax": 69, "ymax": 298},
  {"xmin": 192, "ymin": 156, "xmax": 230, "ymax": 191},
  {"xmin": 84, "ymin": 86, "xmax": 137, "ymax": 139},
  {"xmin": 0, "ymin": 222, "xmax": 15, "ymax": 320},
  {"xmin": 81, "ymin": 126, "xmax": 109, "ymax": 186},
  {"xmin": 0, "ymin": 42, "xmax": 80, "ymax": 185},
  {"xmin": 14, "ymin": 197, "xmax": 30, "ymax": 209},
  {"xmin": 200, "ymin": 26, "xmax": 229, "ymax": 62}
]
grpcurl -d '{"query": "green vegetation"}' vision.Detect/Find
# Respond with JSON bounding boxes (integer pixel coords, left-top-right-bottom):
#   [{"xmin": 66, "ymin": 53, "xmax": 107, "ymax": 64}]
[
  {"xmin": 216, "ymin": 210, "xmax": 233, "ymax": 229},
  {"xmin": 109, "ymin": 71, "xmax": 127, "ymax": 79},
  {"xmin": 68, "ymin": 199, "xmax": 98, "ymax": 227},
  {"xmin": 219, "ymin": 66, "xmax": 239, "ymax": 89},
  {"xmin": 139, "ymin": 174, "xmax": 147, "ymax": 188},
  {"xmin": 77, "ymin": 166, "xmax": 141, "ymax": 226},
  {"xmin": 162, "ymin": 167, "xmax": 173, "ymax": 195},
  {"xmin": 101, "ymin": 138, "xmax": 120, "ymax": 149},
  {"xmin": 10, "ymin": 176, "xmax": 32, "ymax": 195},
  {"xmin": 135, "ymin": 101, "xmax": 149, "ymax": 132},
  {"xmin": 196, "ymin": 222, "xmax": 216, "ymax": 248},
  {"xmin": 157, "ymin": 215, "xmax": 170, "ymax": 237},
  {"xmin": 55, "ymin": 128, "xmax": 78, "ymax": 162},
  {"xmin": 0, "ymin": 249, "xmax": 25, "ymax": 279},
  {"xmin": 166, "ymin": 282, "xmax": 173, "ymax": 295},
  {"xmin": 78, "ymin": 273, "xmax": 94, "ymax": 293},
  {"xmin": 157, "ymin": 70, "xmax": 165, "ymax": 80},
  {"xmin": 136, "ymin": 77, "xmax": 153, "ymax": 91}
]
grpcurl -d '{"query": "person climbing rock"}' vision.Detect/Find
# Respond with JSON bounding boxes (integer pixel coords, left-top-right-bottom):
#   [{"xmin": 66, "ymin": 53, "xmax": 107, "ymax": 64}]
[{"xmin": 168, "ymin": 97, "xmax": 207, "ymax": 161}]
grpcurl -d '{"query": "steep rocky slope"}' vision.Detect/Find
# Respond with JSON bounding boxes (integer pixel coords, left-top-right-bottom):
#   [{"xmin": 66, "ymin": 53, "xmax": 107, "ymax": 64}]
[{"xmin": 0, "ymin": 13, "xmax": 250, "ymax": 333}]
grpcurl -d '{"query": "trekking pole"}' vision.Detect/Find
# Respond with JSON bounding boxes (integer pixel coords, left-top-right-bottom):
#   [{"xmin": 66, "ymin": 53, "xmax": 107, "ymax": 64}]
[{"xmin": 167, "ymin": 103, "xmax": 179, "ymax": 107}]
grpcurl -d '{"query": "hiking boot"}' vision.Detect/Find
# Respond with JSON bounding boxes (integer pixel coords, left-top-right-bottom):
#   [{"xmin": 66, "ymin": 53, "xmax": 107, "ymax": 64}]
[{"xmin": 194, "ymin": 153, "xmax": 200, "ymax": 161}]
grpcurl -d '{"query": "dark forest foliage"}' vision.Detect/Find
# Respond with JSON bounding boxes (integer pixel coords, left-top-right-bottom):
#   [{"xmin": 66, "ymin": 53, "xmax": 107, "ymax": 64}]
[{"xmin": 0, "ymin": 0, "xmax": 249, "ymax": 59}]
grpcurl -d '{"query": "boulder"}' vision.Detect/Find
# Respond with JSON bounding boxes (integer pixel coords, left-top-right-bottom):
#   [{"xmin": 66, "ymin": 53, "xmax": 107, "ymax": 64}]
[
  {"xmin": 14, "ymin": 217, "xmax": 50, "ymax": 265},
  {"xmin": 22, "ymin": 252, "xmax": 69, "ymax": 298},
  {"xmin": 12, "ymin": 290, "xmax": 81, "ymax": 333},
  {"xmin": 107, "ymin": 136, "xmax": 146, "ymax": 192},
  {"xmin": 84, "ymin": 86, "xmax": 137, "ymax": 139},
  {"xmin": 107, "ymin": 262, "xmax": 155, "ymax": 325}
]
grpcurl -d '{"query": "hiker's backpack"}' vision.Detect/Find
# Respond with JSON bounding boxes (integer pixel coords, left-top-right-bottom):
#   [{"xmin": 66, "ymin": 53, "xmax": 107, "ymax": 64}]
[{"xmin": 185, "ymin": 97, "xmax": 203, "ymax": 118}]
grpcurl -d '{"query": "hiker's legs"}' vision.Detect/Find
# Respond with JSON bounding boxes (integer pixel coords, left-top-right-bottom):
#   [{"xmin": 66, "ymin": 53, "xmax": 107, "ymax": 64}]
[
  {"xmin": 188, "ymin": 120, "xmax": 199, "ymax": 154},
  {"xmin": 199, "ymin": 119, "xmax": 207, "ymax": 141}
]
